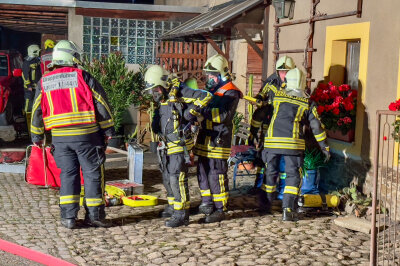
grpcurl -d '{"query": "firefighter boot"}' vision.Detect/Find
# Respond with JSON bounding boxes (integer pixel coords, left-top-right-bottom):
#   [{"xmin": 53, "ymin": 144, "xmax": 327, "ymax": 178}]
[
  {"xmin": 160, "ymin": 205, "xmax": 174, "ymax": 218},
  {"xmin": 198, "ymin": 202, "xmax": 214, "ymax": 215},
  {"xmin": 282, "ymin": 208, "xmax": 298, "ymax": 222},
  {"xmin": 205, "ymin": 209, "xmax": 225, "ymax": 223},
  {"xmin": 256, "ymin": 189, "xmax": 271, "ymax": 215},
  {"xmin": 165, "ymin": 210, "xmax": 189, "ymax": 228},
  {"xmin": 61, "ymin": 218, "xmax": 76, "ymax": 229},
  {"xmin": 84, "ymin": 215, "xmax": 112, "ymax": 228}
]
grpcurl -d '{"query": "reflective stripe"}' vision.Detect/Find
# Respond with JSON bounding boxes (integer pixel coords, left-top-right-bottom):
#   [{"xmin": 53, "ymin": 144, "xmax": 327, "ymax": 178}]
[
  {"xmin": 262, "ymin": 184, "xmax": 276, "ymax": 193},
  {"xmin": 264, "ymin": 142, "xmax": 306, "ymax": 150},
  {"xmin": 86, "ymin": 198, "xmax": 103, "ymax": 207},
  {"xmin": 312, "ymin": 106, "xmax": 325, "ymax": 129},
  {"xmin": 219, "ymin": 174, "xmax": 225, "ymax": 193},
  {"xmin": 31, "ymin": 125, "xmax": 44, "ymax": 135},
  {"xmin": 268, "ymin": 101, "xmax": 280, "ymax": 137},
  {"xmin": 194, "ymin": 143, "xmax": 231, "ymax": 152},
  {"xmin": 284, "ymin": 186, "xmax": 299, "ymax": 195},
  {"xmin": 175, "ymin": 172, "xmax": 189, "ymax": 210},
  {"xmin": 91, "ymin": 89, "xmax": 112, "ymax": 116},
  {"xmin": 212, "ymin": 192, "xmax": 229, "ymax": 201},
  {"xmin": 46, "ymin": 92, "xmax": 54, "ymax": 116},
  {"xmin": 60, "ymin": 195, "xmax": 80, "ymax": 205},
  {"xmin": 167, "ymin": 197, "xmax": 175, "ymax": 205},
  {"xmin": 251, "ymin": 119, "xmax": 262, "ymax": 128},
  {"xmin": 292, "ymin": 106, "xmax": 303, "ymax": 139},
  {"xmin": 274, "ymin": 97, "xmax": 309, "ymax": 108},
  {"xmin": 189, "ymin": 109, "xmax": 201, "ymax": 116},
  {"xmin": 45, "ymin": 115, "xmax": 96, "ymax": 128},
  {"xmin": 69, "ymin": 88, "xmax": 78, "ymax": 112},
  {"xmin": 211, "ymin": 108, "xmax": 221, "ymax": 123},
  {"xmin": 194, "ymin": 150, "xmax": 229, "ymax": 159},
  {"xmin": 200, "ymin": 189, "xmax": 211, "ymax": 197},
  {"xmin": 99, "ymin": 118, "xmax": 114, "ymax": 129},
  {"xmin": 314, "ymin": 131, "xmax": 327, "ymax": 142},
  {"xmin": 51, "ymin": 124, "xmax": 99, "ymax": 136},
  {"xmin": 206, "ymin": 119, "xmax": 213, "ymax": 130}
]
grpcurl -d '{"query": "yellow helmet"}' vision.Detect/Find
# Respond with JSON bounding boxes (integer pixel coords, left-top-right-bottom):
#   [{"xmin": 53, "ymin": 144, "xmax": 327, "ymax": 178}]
[
  {"xmin": 44, "ymin": 39, "xmax": 55, "ymax": 49},
  {"xmin": 285, "ymin": 68, "xmax": 306, "ymax": 97},
  {"xmin": 276, "ymin": 55, "xmax": 295, "ymax": 71},
  {"xmin": 203, "ymin": 54, "xmax": 230, "ymax": 79},
  {"xmin": 144, "ymin": 65, "xmax": 170, "ymax": 91},
  {"xmin": 27, "ymin": 44, "xmax": 40, "ymax": 58}
]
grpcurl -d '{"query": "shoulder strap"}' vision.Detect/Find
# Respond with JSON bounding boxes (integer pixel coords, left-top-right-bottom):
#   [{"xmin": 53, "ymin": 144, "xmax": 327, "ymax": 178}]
[{"xmin": 214, "ymin": 82, "xmax": 243, "ymax": 98}]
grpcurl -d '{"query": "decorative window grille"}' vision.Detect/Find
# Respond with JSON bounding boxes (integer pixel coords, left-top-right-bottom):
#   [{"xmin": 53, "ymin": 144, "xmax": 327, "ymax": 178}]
[{"xmin": 83, "ymin": 16, "xmax": 180, "ymax": 64}]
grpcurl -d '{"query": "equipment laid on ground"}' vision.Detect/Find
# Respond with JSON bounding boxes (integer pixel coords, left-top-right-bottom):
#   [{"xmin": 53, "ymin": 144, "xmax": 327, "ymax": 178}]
[
  {"xmin": 103, "ymin": 183, "xmax": 158, "ymax": 207},
  {"xmin": 298, "ymin": 194, "xmax": 339, "ymax": 208}
]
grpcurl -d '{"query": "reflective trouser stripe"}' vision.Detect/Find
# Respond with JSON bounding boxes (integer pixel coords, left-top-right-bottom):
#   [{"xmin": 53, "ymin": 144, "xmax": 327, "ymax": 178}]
[
  {"xmin": 261, "ymin": 184, "xmax": 276, "ymax": 193},
  {"xmin": 283, "ymin": 185, "xmax": 299, "ymax": 195},
  {"xmin": 60, "ymin": 195, "xmax": 80, "ymax": 205},
  {"xmin": 201, "ymin": 189, "xmax": 211, "ymax": 197},
  {"xmin": 167, "ymin": 197, "xmax": 175, "ymax": 205},
  {"xmin": 86, "ymin": 198, "xmax": 103, "ymax": 207}
]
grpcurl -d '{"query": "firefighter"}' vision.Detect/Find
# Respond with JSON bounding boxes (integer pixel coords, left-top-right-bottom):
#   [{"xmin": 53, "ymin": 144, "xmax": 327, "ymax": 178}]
[
  {"xmin": 41, "ymin": 39, "xmax": 55, "ymax": 75},
  {"xmin": 144, "ymin": 65, "xmax": 212, "ymax": 227},
  {"xmin": 194, "ymin": 54, "xmax": 242, "ymax": 223},
  {"xmin": 247, "ymin": 56, "xmax": 295, "ymax": 208},
  {"xmin": 30, "ymin": 40, "xmax": 115, "ymax": 229},
  {"xmin": 261, "ymin": 68, "xmax": 330, "ymax": 221},
  {"xmin": 22, "ymin": 44, "xmax": 42, "ymax": 113}
]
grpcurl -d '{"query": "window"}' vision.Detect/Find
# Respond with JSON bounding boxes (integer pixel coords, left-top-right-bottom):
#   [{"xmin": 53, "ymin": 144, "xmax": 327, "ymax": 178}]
[
  {"xmin": 0, "ymin": 55, "xmax": 9, "ymax": 76},
  {"xmin": 346, "ymin": 41, "xmax": 360, "ymax": 90},
  {"xmin": 83, "ymin": 17, "xmax": 180, "ymax": 64}
]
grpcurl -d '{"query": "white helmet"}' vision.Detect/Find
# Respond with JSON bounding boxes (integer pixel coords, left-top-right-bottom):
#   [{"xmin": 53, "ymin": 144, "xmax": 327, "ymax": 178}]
[
  {"xmin": 285, "ymin": 68, "xmax": 306, "ymax": 97},
  {"xmin": 27, "ymin": 44, "xmax": 40, "ymax": 58},
  {"xmin": 203, "ymin": 54, "xmax": 230, "ymax": 79},
  {"xmin": 276, "ymin": 55, "xmax": 295, "ymax": 71},
  {"xmin": 48, "ymin": 40, "xmax": 81, "ymax": 68},
  {"xmin": 144, "ymin": 65, "xmax": 170, "ymax": 91}
]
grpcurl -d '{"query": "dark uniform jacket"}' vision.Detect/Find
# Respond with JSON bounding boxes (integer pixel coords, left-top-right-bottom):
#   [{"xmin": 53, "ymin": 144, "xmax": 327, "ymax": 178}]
[
  {"xmin": 263, "ymin": 84, "xmax": 328, "ymax": 155},
  {"xmin": 250, "ymin": 72, "xmax": 283, "ymax": 142},
  {"xmin": 194, "ymin": 81, "xmax": 242, "ymax": 160},
  {"xmin": 31, "ymin": 69, "xmax": 115, "ymax": 143},
  {"xmin": 22, "ymin": 57, "xmax": 42, "ymax": 90},
  {"xmin": 152, "ymin": 82, "xmax": 212, "ymax": 155}
]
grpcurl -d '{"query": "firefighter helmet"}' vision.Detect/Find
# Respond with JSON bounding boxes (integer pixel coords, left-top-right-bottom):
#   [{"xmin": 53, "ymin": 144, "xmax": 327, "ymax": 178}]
[
  {"xmin": 144, "ymin": 65, "xmax": 170, "ymax": 91},
  {"xmin": 276, "ymin": 56, "xmax": 295, "ymax": 71},
  {"xmin": 203, "ymin": 54, "xmax": 230, "ymax": 79},
  {"xmin": 48, "ymin": 40, "xmax": 82, "ymax": 68},
  {"xmin": 27, "ymin": 44, "xmax": 40, "ymax": 58},
  {"xmin": 44, "ymin": 39, "xmax": 55, "ymax": 50},
  {"xmin": 285, "ymin": 68, "xmax": 306, "ymax": 97}
]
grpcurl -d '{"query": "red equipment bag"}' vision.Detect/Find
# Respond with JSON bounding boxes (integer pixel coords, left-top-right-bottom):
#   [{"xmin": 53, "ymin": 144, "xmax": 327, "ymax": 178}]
[{"xmin": 25, "ymin": 146, "xmax": 84, "ymax": 188}]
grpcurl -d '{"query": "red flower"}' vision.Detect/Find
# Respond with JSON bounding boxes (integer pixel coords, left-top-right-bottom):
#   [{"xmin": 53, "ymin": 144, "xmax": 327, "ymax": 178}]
[
  {"xmin": 337, "ymin": 119, "xmax": 343, "ymax": 126},
  {"xmin": 343, "ymin": 117, "xmax": 352, "ymax": 124},
  {"xmin": 328, "ymin": 81, "xmax": 333, "ymax": 86},
  {"xmin": 339, "ymin": 84, "xmax": 350, "ymax": 92},
  {"xmin": 344, "ymin": 102, "xmax": 354, "ymax": 111},
  {"xmin": 332, "ymin": 108, "xmax": 340, "ymax": 115},
  {"xmin": 383, "ymin": 136, "xmax": 387, "ymax": 141},
  {"xmin": 317, "ymin": 105, "xmax": 325, "ymax": 114},
  {"xmin": 389, "ymin": 102, "xmax": 398, "ymax": 111}
]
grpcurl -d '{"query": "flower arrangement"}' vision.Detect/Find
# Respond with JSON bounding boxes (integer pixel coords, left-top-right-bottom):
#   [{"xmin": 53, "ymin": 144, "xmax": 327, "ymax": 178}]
[
  {"xmin": 388, "ymin": 98, "xmax": 400, "ymax": 142},
  {"xmin": 310, "ymin": 82, "xmax": 357, "ymax": 135}
]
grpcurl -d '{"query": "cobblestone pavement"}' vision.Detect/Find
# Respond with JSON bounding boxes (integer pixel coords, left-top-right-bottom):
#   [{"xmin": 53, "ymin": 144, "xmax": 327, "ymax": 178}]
[{"xmin": 0, "ymin": 164, "xmax": 371, "ymax": 265}]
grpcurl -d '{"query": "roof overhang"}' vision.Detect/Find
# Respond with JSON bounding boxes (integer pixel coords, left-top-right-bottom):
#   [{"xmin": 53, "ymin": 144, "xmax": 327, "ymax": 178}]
[{"xmin": 162, "ymin": 0, "xmax": 267, "ymax": 40}]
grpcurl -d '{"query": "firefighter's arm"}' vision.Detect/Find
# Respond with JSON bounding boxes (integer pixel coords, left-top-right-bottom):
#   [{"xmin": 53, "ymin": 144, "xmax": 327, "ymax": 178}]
[
  {"xmin": 180, "ymin": 83, "xmax": 212, "ymax": 121},
  {"xmin": 308, "ymin": 103, "xmax": 330, "ymax": 161},
  {"xmin": 249, "ymin": 106, "xmax": 268, "ymax": 144},
  {"xmin": 30, "ymin": 83, "xmax": 45, "ymax": 143},
  {"xmin": 151, "ymin": 108, "xmax": 161, "ymax": 135},
  {"xmin": 83, "ymin": 71, "xmax": 115, "ymax": 137},
  {"xmin": 22, "ymin": 61, "xmax": 31, "ymax": 89},
  {"xmin": 204, "ymin": 90, "xmax": 240, "ymax": 124}
]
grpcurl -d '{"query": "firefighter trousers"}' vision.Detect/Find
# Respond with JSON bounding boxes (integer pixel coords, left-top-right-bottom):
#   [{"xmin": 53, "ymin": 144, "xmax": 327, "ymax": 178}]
[
  {"xmin": 197, "ymin": 156, "xmax": 229, "ymax": 211},
  {"xmin": 263, "ymin": 151, "xmax": 303, "ymax": 209},
  {"xmin": 161, "ymin": 153, "xmax": 190, "ymax": 211},
  {"xmin": 53, "ymin": 140, "xmax": 106, "ymax": 220}
]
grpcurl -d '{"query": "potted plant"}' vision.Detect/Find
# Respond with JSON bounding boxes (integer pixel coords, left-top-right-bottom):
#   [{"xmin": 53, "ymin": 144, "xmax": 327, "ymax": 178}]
[
  {"xmin": 388, "ymin": 98, "xmax": 400, "ymax": 142},
  {"xmin": 82, "ymin": 52, "xmax": 147, "ymax": 148},
  {"xmin": 310, "ymin": 82, "xmax": 357, "ymax": 142},
  {"xmin": 301, "ymin": 148, "xmax": 327, "ymax": 195}
]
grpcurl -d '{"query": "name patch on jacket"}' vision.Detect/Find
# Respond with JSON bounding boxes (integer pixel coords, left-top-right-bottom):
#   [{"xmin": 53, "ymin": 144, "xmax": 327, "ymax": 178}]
[{"xmin": 42, "ymin": 72, "xmax": 78, "ymax": 92}]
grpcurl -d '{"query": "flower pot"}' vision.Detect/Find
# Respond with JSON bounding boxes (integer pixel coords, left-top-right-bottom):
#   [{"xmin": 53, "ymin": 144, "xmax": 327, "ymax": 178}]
[
  {"xmin": 301, "ymin": 169, "xmax": 320, "ymax": 195},
  {"xmin": 107, "ymin": 136, "xmax": 123, "ymax": 149},
  {"xmin": 149, "ymin": 141, "xmax": 158, "ymax": 154},
  {"xmin": 326, "ymin": 129, "xmax": 355, "ymax": 142}
]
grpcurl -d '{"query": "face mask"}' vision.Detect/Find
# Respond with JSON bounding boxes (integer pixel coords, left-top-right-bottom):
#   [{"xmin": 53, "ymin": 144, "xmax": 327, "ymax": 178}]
[{"xmin": 152, "ymin": 91, "xmax": 163, "ymax": 103}]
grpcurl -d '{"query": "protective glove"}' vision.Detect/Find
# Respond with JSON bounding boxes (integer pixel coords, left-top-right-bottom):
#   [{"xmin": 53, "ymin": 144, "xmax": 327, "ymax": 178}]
[{"xmin": 322, "ymin": 147, "xmax": 331, "ymax": 163}]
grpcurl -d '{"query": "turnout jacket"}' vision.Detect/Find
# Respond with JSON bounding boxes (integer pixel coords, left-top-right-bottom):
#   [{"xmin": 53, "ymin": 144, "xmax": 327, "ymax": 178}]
[
  {"xmin": 31, "ymin": 67, "xmax": 115, "ymax": 143},
  {"xmin": 152, "ymin": 82, "xmax": 212, "ymax": 155},
  {"xmin": 194, "ymin": 81, "xmax": 242, "ymax": 160},
  {"xmin": 22, "ymin": 57, "xmax": 42, "ymax": 90},
  {"xmin": 250, "ymin": 72, "xmax": 283, "ymax": 141},
  {"xmin": 264, "ymin": 84, "xmax": 328, "ymax": 155}
]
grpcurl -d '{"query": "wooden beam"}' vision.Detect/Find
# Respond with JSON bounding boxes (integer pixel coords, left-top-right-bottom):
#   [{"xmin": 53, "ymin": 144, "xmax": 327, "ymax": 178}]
[
  {"xmin": 0, "ymin": 13, "xmax": 66, "ymax": 21},
  {"xmin": 203, "ymin": 35, "xmax": 229, "ymax": 61},
  {"xmin": 0, "ymin": 19, "xmax": 67, "ymax": 27},
  {"xmin": 274, "ymin": 10, "xmax": 358, "ymax": 27},
  {"xmin": 262, "ymin": 5, "xmax": 270, "ymax": 79},
  {"xmin": 357, "ymin": 0, "xmax": 363, "ymax": 18},
  {"xmin": 75, "ymin": 7, "xmax": 199, "ymax": 22},
  {"xmin": 0, "ymin": 4, "xmax": 68, "ymax": 12},
  {"xmin": 234, "ymin": 24, "xmax": 263, "ymax": 59},
  {"xmin": 273, "ymin": 48, "xmax": 316, "ymax": 54},
  {"xmin": 0, "ymin": 9, "xmax": 67, "ymax": 17}
]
